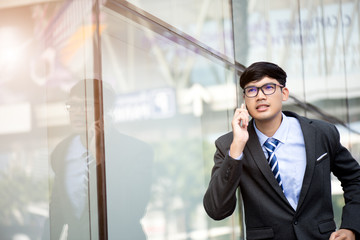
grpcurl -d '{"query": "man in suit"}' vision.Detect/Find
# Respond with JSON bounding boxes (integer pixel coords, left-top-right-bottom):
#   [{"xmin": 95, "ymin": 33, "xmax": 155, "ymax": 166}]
[
  {"xmin": 203, "ymin": 62, "xmax": 360, "ymax": 240},
  {"xmin": 44, "ymin": 79, "xmax": 153, "ymax": 239}
]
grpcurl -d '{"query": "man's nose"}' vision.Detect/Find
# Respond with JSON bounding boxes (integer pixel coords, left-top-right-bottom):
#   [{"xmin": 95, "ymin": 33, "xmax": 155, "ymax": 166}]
[{"xmin": 256, "ymin": 88, "xmax": 267, "ymax": 99}]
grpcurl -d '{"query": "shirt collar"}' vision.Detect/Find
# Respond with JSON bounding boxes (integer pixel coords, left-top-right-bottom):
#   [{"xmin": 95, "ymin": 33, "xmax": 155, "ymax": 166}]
[{"xmin": 254, "ymin": 113, "xmax": 289, "ymax": 146}]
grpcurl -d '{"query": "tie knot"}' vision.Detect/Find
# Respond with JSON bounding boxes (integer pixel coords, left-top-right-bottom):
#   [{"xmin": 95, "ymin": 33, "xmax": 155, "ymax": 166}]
[{"xmin": 264, "ymin": 138, "xmax": 279, "ymax": 153}]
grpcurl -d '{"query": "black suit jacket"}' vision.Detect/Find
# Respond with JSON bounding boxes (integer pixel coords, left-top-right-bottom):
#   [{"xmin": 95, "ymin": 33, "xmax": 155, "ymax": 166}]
[
  {"xmin": 204, "ymin": 111, "xmax": 360, "ymax": 240},
  {"xmin": 48, "ymin": 129, "xmax": 153, "ymax": 240}
]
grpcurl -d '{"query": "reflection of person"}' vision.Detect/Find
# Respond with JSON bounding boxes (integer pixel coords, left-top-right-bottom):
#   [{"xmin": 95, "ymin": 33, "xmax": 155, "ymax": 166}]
[
  {"xmin": 203, "ymin": 62, "xmax": 360, "ymax": 240},
  {"xmin": 46, "ymin": 79, "xmax": 153, "ymax": 239}
]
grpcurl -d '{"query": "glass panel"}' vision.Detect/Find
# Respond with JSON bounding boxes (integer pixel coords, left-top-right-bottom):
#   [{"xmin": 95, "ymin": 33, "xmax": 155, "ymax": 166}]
[
  {"xmin": 7, "ymin": 0, "xmax": 103, "ymax": 239},
  {"xmin": 0, "ymin": 2, "xmax": 68, "ymax": 239},
  {"xmin": 42, "ymin": 0, "xmax": 102, "ymax": 238},
  {"xmin": 100, "ymin": 3, "xmax": 240, "ymax": 239},
  {"xmin": 125, "ymin": 0, "xmax": 234, "ymax": 60}
]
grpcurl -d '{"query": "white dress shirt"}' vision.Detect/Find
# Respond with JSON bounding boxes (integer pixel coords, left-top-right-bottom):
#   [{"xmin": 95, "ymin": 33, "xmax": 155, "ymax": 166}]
[
  {"xmin": 254, "ymin": 113, "xmax": 306, "ymax": 210},
  {"xmin": 65, "ymin": 135, "xmax": 89, "ymax": 218}
]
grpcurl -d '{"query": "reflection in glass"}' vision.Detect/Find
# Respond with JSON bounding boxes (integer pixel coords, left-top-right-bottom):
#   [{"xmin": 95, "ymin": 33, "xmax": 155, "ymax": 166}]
[
  {"xmin": 125, "ymin": 0, "xmax": 234, "ymax": 59},
  {"xmin": 100, "ymin": 82, "xmax": 154, "ymax": 239},
  {"xmin": 0, "ymin": 2, "xmax": 65, "ymax": 240},
  {"xmin": 101, "ymin": 5, "xmax": 239, "ymax": 239},
  {"xmin": 45, "ymin": 80, "xmax": 98, "ymax": 240}
]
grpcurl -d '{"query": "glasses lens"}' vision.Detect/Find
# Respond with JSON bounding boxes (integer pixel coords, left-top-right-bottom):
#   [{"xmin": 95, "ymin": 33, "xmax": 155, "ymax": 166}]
[
  {"xmin": 245, "ymin": 87, "xmax": 258, "ymax": 97},
  {"xmin": 262, "ymin": 84, "xmax": 276, "ymax": 95},
  {"xmin": 65, "ymin": 102, "xmax": 71, "ymax": 111}
]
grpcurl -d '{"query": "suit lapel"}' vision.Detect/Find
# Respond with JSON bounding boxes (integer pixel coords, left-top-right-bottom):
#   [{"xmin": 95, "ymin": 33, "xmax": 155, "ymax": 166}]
[
  {"xmin": 246, "ymin": 121, "xmax": 290, "ymax": 204},
  {"xmin": 246, "ymin": 113, "xmax": 319, "ymax": 211},
  {"xmin": 294, "ymin": 115, "xmax": 317, "ymax": 211}
]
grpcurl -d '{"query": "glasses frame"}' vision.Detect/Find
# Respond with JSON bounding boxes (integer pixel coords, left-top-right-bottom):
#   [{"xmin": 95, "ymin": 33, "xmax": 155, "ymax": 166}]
[
  {"xmin": 65, "ymin": 101, "xmax": 95, "ymax": 112},
  {"xmin": 243, "ymin": 83, "xmax": 284, "ymax": 98}
]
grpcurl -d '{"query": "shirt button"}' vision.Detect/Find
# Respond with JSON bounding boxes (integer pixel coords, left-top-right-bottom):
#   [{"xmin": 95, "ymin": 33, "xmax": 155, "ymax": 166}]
[{"xmin": 294, "ymin": 221, "xmax": 298, "ymax": 225}]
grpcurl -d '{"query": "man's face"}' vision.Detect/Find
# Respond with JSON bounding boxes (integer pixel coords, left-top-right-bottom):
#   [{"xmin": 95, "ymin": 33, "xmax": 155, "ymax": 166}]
[
  {"xmin": 66, "ymin": 96, "xmax": 96, "ymax": 134},
  {"xmin": 243, "ymin": 76, "xmax": 289, "ymax": 123}
]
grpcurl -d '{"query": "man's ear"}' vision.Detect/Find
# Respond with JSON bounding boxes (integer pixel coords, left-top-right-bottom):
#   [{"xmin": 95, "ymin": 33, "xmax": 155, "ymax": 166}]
[{"xmin": 282, "ymin": 87, "xmax": 289, "ymax": 101}]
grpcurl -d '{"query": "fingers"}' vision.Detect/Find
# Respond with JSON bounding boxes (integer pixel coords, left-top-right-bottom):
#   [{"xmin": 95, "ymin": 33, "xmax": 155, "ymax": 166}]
[
  {"xmin": 88, "ymin": 120, "xmax": 102, "ymax": 153},
  {"xmin": 329, "ymin": 229, "xmax": 355, "ymax": 240},
  {"xmin": 89, "ymin": 120, "xmax": 101, "ymax": 136},
  {"xmin": 329, "ymin": 232, "xmax": 338, "ymax": 240},
  {"xmin": 233, "ymin": 104, "xmax": 249, "ymax": 129},
  {"xmin": 230, "ymin": 105, "xmax": 250, "ymax": 156}
]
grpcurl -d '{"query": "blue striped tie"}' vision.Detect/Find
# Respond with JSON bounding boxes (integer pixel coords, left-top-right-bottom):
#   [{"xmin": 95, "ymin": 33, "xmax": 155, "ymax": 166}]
[{"xmin": 264, "ymin": 138, "xmax": 283, "ymax": 190}]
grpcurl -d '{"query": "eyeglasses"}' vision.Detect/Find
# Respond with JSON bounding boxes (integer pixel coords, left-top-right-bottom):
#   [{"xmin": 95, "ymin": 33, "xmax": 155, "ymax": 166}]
[
  {"xmin": 65, "ymin": 102, "xmax": 94, "ymax": 112},
  {"xmin": 243, "ymin": 83, "xmax": 284, "ymax": 98}
]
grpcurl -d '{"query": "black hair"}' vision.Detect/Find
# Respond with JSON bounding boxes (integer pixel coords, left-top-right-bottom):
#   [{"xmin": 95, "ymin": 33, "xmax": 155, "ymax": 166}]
[
  {"xmin": 69, "ymin": 79, "xmax": 116, "ymax": 110},
  {"xmin": 239, "ymin": 62, "xmax": 287, "ymax": 89}
]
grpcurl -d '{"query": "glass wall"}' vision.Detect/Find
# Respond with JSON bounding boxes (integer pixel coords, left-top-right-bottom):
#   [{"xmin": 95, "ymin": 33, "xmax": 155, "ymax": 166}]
[
  {"xmin": 125, "ymin": 0, "xmax": 234, "ymax": 60},
  {"xmin": 0, "ymin": 0, "xmax": 103, "ymax": 239},
  {"xmin": 0, "ymin": 0, "xmax": 241, "ymax": 239},
  {"xmin": 0, "ymin": 0, "xmax": 359, "ymax": 239},
  {"xmin": 100, "ymin": 2, "xmax": 241, "ymax": 239},
  {"xmin": 0, "ymin": 2, "xmax": 64, "ymax": 240}
]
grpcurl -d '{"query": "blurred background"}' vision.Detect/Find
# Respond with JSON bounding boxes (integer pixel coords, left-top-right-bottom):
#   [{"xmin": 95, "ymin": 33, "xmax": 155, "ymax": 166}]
[{"xmin": 0, "ymin": 0, "xmax": 359, "ymax": 239}]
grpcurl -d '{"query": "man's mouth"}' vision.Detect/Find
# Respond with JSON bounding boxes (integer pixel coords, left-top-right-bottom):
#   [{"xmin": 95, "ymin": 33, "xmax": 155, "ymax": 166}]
[{"xmin": 256, "ymin": 104, "xmax": 269, "ymax": 111}]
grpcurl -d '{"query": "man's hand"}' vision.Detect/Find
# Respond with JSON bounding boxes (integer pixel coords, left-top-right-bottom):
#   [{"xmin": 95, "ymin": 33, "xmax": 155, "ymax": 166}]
[
  {"xmin": 229, "ymin": 104, "xmax": 250, "ymax": 158},
  {"xmin": 329, "ymin": 229, "xmax": 355, "ymax": 240},
  {"xmin": 88, "ymin": 120, "xmax": 102, "ymax": 165}
]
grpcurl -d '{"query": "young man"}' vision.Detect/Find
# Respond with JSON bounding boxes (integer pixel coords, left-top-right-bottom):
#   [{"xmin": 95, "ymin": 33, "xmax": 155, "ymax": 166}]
[
  {"xmin": 203, "ymin": 62, "xmax": 360, "ymax": 240},
  {"xmin": 45, "ymin": 79, "xmax": 153, "ymax": 240}
]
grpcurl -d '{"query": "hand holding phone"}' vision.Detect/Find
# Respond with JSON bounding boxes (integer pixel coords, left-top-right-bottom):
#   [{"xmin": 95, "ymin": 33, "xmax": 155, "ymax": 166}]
[
  {"xmin": 229, "ymin": 103, "xmax": 249, "ymax": 158},
  {"xmin": 240, "ymin": 104, "xmax": 246, "ymax": 127}
]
